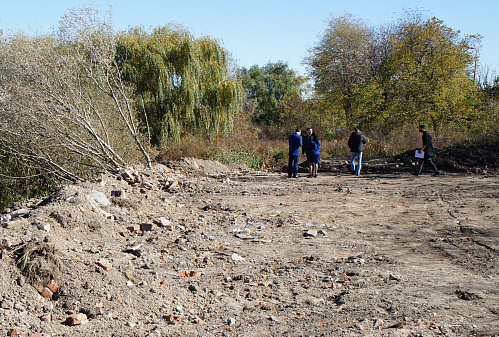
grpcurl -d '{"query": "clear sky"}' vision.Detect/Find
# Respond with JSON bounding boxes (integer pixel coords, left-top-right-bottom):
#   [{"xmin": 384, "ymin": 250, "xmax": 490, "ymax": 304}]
[{"xmin": 1, "ymin": 0, "xmax": 498, "ymax": 76}]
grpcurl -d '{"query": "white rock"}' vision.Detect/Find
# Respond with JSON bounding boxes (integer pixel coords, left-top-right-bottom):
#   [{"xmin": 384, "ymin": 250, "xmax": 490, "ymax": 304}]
[
  {"xmin": 87, "ymin": 191, "xmax": 111, "ymax": 207},
  {"xmin": 304, "ymin": 230, "xmax": 318, "ymax": 238},
  {"xmin": 37, "ymin": 223, "xmax": 51, "ymax": 232},
  {"xmin": 231, "ymin": 253, "xmax": 245, "ymax": 262}
]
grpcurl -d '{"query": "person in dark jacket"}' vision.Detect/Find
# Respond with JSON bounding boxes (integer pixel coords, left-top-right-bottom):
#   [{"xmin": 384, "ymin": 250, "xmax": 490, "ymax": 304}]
[
  {"xmin": 307, "ymin": 133, "xmax": 321, "ymax": 178},
  {"xmin": 302, "ymin": 127, "xmax": 313, "ymax": 167},
  {"xmin": 347, "ymin": 128, "xmax": 367, "ymax": 176},
  {"xmin": 288, "ymin": 128, "xmax": 302, "ymax": 178},
  {"xmin": 414, "ymin": 125, "xmax": 440, "ymax": 176}
]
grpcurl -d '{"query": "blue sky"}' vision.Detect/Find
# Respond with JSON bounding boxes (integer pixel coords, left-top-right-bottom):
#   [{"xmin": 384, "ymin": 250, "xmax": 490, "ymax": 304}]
[{"xmin": 1, "ymin": 0, "xmax": 498, "ymax": 76}]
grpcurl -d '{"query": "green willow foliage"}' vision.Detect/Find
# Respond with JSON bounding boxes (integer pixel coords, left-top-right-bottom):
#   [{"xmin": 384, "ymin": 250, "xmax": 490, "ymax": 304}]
[{"xmin": 117, "ymin": 26, "xmax": 243, "ymax": 145}]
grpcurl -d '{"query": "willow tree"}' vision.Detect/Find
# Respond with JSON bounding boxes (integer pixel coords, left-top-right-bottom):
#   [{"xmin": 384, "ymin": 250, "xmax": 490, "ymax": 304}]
[{"xmin": 117, "ymin": 26, "xmax": 242, "ymax": 145}]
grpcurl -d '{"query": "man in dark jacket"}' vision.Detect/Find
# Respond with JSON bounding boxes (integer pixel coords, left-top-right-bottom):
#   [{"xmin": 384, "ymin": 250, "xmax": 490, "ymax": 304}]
[
  {"xmin": 414, "ymin": 125, "xmax": 440, "ymax": 176},
  {"xmin": 302, "ymin": 127, "xmax": 313, "ymax": 166},
  {"xmin": 288, "ymin": 128, "xmax": 302, "ymax": 178},
  {"xmin": 348, "ymin": 128, "xmax": 367, "ymax": 176}
]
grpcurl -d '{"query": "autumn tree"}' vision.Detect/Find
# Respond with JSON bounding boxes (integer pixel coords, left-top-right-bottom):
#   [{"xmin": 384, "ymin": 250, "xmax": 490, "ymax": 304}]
[
  {"xmin": 382, "ymin": 16, "xmax": 480, "ymax": 133},
  {"xmin": 305, "ymin": 14, "xmax": 377, "ymax": 126},
  {"xmin": 239, "ymin": 61, "xmax": 306, "ymax": 129},
  {"xmin": 116, "ymin": 26, "xmax": 242, "ymax": 145}
]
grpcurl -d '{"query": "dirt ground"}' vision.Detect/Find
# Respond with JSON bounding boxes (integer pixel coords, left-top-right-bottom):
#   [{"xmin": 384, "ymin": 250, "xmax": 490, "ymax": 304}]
[{"xmin": 0, "ymin": 155, "xmax": 498, "ymax": 336}]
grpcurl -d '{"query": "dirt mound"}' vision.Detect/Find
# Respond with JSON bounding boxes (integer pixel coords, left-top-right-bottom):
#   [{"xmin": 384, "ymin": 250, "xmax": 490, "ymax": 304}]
[
  {"xmin": 312, "ymin": 141, "xmax": 499, "ymax": 175},
  {"xmin": 393, "ymin": 140, "xmax": 499, "ymax": 174}
]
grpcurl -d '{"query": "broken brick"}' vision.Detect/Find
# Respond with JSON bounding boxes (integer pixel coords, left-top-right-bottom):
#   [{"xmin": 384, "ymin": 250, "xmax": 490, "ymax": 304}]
[
  {"xmin": 7, "ymin": 328, "xmax": 26, "ymax": 336},
  {"xmin": 65, "ymin": 313, "xmax": 88, "ymax": 326},
  {"xmin": 40, "ymin": 287, "xmax": 53, "ymax": 298},
  {"xmin": 46, "ymin": 279, "xmax": 59, "ymax": 293},
  {"xmin": 127, "ymin": 225, "xmax": 140, "ymax": 232},
  {"xmin": 163, "ymin": 315, "xmax": 182, "ymax": 323}
]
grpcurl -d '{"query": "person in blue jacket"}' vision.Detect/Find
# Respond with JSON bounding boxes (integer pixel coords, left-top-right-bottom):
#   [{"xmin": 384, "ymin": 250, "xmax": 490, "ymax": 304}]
[
  {"xmin": 307, "ymin": 133, "xmax": 321, "ymax": 178},
  {"xmin": 288, "ymin": 128, "xmax": 302, "ymax": 178}
]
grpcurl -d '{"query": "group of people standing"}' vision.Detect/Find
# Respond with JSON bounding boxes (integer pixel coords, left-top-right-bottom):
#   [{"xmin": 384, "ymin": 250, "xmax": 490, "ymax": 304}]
[
  {"xmin": 287, "ymin": 127, "xmax": 321, "ymax": 178},
  {"xmin": 288, "ymin": 125, "xmax": 440, "ymax": 178}
]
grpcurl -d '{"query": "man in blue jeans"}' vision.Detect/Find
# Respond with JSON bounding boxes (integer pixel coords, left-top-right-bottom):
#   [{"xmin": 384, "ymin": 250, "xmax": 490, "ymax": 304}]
[
  {"xmin": 348, "ymin": 127, "xmax": 367, "ymax": 176},
  {"xmin": 288, "ymin": 128, "xmax": 302, "ymax": 178}
]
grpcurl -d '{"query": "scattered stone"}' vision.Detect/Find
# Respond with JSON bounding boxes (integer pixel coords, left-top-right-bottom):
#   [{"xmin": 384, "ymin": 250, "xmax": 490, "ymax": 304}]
[
  {"xmin": 65, "ymin": 313, "xmax": 88, "ymax": 326},
  {"xmin": 95, "ymin": 302, "xmax": 104, "ymax": 315},
  {"xmin": 202, "ymin": 233, "xmax": 216, "ymax": 240},
  {"xmin": 9, "ymin": 208, "xmax": 32, "ymax": 218},
  {"xmin": 389, "ymin": 274, "xmax": 401, "ymax": 281},
  {"xmin": 46, "ymin": 279, "xmax": 59, "ymax": 293},
  {"xmin": 1, "ymin": 298, "xmax": 13, "ymax": 309},
  {"xmin": 40, "ymin": 313, "xmax": 51, "ymax": 322},
  {"xmin": 127, "ymin": 224, "xmax": 141, "ymax": 233},
  {"xmin": 456, "ymin": 290, "xmax": 482, "ymax": 301},
  {"xmin": 142, "ymin": 182, "xmax": 155, "ymax": 190},
  {"xmin": 7, "ymin": 328, "xmax": 26, "ymax": 336},
  {"xmin": 0, "ymin": 214, "xmax": 11, "ymax": 223},
  {"xmin": 188, "ymin": 284, "xmax": 198, "ymax": 292},
  {"xmin": 111, "ymin": 190, "xmax": 126, "ymax": 198},
  {"xmin": 126, "ymin": 321, "xmax": 136, "ymax": 328},
  {"xmin": 86, "ymin": 191, "xmax": 111, "ymax": 207},
  {"xmin": 166, "ymin": 180, "xmax": 179, "ymax": 193},
  {"xmin": 318, "ymin": 229, "xmax": 328, "ymax": 236},
  {"xmin": 303, "ymin": 230, "xmax": 318, "ymax": 238},
  {"xmin": 97, "ymin": 258, "xmax": 113, "ymax": 271},
  {"xmin": 231, "ymin": 253, "xmax": 245, "ymax": 262},
  {"xmin": 36, "ymin": 222, "xmax": 51, "ymax": 232},
  {"xmin": 153, "ymin": 217, "xmax": 173, "ymax": 230},
  {"xmin": 228, "ymin": 317, "xmax": 236, "ymax": 326},
  {"xmin": 1, "ymin": 238, "xmax": 12, "ymax": 249},
  {"xmin": 3, "ymin": 219, "xmax": 28, "ymax": 229},
  {"xmin": 181, "ymin": 271, "xmax": 201, "ymax": 278},
  {"xmin": 40, "ymin": 287, "xmax": 54, "ymax": 298},
  {"xmin": 140, "ymin": 223, "xmax": 153, "ymax": 232},
  {"xmin": 235, "ymin": 233, "xmax": 254, "ymax": 240},
  {"xmin": 163, "ymin": 315, "xmax": 182, "ymax": 323}
]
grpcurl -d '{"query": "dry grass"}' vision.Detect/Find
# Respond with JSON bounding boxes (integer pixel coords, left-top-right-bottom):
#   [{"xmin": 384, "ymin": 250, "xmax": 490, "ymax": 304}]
[
  {"xmin": 157, "ymin": 122, "xmax": 499, "ymax": 170},
  {"xmin": 16, "ymin": 241, "xmax": 62, "ymax": 284}
]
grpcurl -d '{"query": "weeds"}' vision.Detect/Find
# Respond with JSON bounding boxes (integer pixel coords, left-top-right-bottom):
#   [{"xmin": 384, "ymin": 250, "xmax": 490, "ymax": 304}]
[{"xmin": 16, "ymin": 240, "xmax": 62, "ymax": 284}]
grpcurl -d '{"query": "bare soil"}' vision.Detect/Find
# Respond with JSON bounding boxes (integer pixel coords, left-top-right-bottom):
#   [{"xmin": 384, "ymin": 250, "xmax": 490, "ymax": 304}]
[{"xmin": 0, "ymin": 155, "xmax": 498, "ymax": 336}]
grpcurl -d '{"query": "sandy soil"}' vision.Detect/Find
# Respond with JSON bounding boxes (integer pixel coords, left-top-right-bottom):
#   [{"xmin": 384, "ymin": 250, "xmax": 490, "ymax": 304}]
[{"xmin": 0, "ymin": 158, "xmax": 497, "ymax": 336}]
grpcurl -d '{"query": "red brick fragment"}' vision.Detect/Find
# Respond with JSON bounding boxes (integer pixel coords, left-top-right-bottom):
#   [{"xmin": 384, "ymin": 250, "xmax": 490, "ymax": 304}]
[
  {"xmin": 65, "ymin": 313, "xmax": 88, "ymax": 326},
  {"xmin": 40, "ymin": 287, "xmax": 53, "ymax": 298},
  {"xmin": 127, "ymin": 224, "xmax": 140, "ymax": 232},
  {"xmin": 46, "ymin": 279, "xmax": 59, "ymax": 293}
]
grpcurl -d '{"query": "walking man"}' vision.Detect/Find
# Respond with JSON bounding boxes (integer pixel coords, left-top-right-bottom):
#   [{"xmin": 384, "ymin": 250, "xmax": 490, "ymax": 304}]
[
  {"xmin": 348, "ymin": 127, "xmax": 367, "ymax": 176},
  {"xmin": 414, "ymin": 125, "xmax": 440, "ymax": 177},
  {"xmin": 288, "ymin": 128, "xmax": 302, "ymax": 178}
]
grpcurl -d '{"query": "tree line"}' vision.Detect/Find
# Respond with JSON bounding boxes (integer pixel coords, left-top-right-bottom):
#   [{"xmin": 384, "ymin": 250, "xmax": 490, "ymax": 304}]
[{"xmin": 0, "ymin": 6, "xmax": 497, "ymax": 208}]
